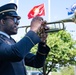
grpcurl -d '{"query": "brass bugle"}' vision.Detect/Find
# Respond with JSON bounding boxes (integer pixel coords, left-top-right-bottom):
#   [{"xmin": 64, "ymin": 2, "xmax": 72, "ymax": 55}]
[
  {"xmin": 18, "ymin": 22, "xmax": 65, "ymax": 33},
  {"xmin": 18, "ymin": 13, "xmax": 76, "ymax": 33}
]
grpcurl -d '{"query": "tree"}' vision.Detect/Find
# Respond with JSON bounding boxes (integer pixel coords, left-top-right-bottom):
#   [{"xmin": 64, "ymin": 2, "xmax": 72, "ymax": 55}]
[{"xmin": 31, "ymin": 30, "xmax": 76, "ymax": 75}]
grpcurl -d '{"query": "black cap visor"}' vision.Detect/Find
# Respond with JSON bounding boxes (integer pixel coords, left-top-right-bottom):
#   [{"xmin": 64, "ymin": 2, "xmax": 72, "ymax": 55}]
[{"xmin": 2, "ymin": 11, "xmax": 21, "ymax": 20}]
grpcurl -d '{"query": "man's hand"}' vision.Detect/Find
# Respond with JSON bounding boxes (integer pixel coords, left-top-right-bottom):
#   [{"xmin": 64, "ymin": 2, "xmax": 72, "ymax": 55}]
[
  {"xmin": 30, "ymin": 16, "xmax": 49, "ymax": 43},
  {"xmin": 30, "ymin": 16, "xmax": 43, "ymax": 33}
]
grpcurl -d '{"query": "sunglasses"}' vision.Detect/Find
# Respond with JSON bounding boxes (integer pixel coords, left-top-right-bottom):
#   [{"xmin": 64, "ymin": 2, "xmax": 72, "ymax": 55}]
[{"xmin": 3, "ymin": 17, "xmax": 20, "ymax": 25}]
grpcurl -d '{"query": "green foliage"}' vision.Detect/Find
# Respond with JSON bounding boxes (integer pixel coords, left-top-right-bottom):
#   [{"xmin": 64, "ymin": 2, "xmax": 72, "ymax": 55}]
[
  {"xmin": 60, "ymin": 66, "xmax": 74, "ymax": 75},
  {"xmin": 45, "ymin": 30, "xmax": 76, "ymax": 74},
  {"xmin": 30, "ymin": 30, "xmax": 76, "ymax": 74},
  {"xmin": 30, "ymin": 44, "xmax": 38, "ymax": 54},
  {"xmin": 51, "ymin": 72, "xmax": 61, "ymax": 75}
]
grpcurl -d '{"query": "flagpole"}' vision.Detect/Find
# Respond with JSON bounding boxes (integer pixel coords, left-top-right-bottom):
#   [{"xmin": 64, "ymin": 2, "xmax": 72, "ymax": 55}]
[{"xmin": 48, "ymin": 0, "xmax": 51, "ymax": 22}]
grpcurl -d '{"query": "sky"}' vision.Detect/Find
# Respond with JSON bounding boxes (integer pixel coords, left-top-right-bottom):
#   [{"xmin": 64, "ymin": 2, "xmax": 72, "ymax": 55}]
[{"xmin": 0, "ymin": 0, "xmax": 76, "ymax": 41}]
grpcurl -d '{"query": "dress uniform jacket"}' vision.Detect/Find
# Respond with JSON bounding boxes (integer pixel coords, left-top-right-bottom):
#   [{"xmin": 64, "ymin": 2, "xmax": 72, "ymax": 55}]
[{"xmin": 0, "ymin": 30, "xmax": 50, "ymax": 75}]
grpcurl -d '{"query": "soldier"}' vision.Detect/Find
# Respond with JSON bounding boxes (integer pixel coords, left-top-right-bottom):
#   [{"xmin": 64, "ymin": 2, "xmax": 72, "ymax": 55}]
[{"xmin": 0, "ymin": 3, "xmax": 50, "ymax": 75}]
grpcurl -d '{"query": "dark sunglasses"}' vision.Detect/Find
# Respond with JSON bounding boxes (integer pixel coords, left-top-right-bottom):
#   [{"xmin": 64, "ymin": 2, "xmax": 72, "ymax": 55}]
[{"xmin": 3, "ymin": 17, "xmax": 20, "ymax": 25}]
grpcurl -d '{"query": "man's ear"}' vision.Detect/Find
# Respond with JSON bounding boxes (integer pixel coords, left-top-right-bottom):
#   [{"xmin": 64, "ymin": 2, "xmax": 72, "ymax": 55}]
[{"xmin": 0, "ymin": 19, "xmax": 5, "ymax": 25}]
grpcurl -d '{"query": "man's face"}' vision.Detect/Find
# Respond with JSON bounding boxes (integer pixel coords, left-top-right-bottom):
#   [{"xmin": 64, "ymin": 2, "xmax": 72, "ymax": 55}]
[{"xmin": 2, "ymin": 16, "xmax": 20, "ymax": 35}]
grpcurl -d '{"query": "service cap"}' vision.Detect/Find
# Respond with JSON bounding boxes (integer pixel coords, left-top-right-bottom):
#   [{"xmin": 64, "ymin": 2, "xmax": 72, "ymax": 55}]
[{"xmin": 0, "ymin": 3, "xmax": 21, "ymax": 20}]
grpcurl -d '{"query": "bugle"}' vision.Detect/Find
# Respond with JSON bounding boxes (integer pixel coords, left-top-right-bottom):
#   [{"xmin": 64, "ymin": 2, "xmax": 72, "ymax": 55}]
[{"xmin": 18, "ymin": 13, "xmax": 76, "ymax": 33}]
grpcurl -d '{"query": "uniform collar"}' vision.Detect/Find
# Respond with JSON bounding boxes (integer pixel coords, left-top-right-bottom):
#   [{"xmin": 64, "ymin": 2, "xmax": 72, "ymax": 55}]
[{"xmin": 0, "ymin": 31, "xmax": 10, "ymax": 38}]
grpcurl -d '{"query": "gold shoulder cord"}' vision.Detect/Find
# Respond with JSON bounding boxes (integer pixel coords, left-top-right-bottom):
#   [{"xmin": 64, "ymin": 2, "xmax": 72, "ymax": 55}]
[{"xmin": 25, "ymin": 36, "xmax": 35, "ymax": 46}]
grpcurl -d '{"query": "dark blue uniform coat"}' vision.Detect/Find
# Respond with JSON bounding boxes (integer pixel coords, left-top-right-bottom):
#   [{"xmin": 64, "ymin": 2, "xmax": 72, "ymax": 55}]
[{"xmin": 0, "ymin": 31, "xmax": 50, "ymax": 75}]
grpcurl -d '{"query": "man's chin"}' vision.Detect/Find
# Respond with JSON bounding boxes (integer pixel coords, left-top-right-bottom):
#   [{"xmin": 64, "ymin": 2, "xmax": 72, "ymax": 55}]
[{"xmin": 11, "ymin": 32, "xmax": 17, "ymax": 35}]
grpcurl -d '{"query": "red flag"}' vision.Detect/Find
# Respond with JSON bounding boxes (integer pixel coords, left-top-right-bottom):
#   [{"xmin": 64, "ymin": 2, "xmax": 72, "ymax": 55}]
[{"xmin": 27, "ymin": 4, "xmax": 45, "ymax": 19}]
